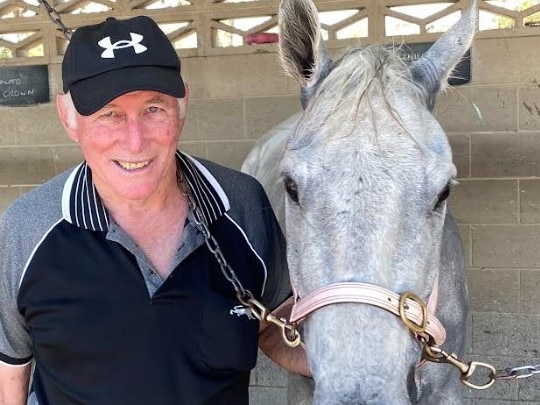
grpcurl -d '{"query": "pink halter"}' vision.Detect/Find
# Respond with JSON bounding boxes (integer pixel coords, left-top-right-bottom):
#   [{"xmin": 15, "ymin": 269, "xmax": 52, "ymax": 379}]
[{"xmin": 289, "ymin": 277, "xmax": 445, "ymax": 346}]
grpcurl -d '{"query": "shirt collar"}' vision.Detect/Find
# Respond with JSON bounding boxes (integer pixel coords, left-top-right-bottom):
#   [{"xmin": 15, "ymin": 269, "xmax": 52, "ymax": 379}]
[{"xmin": 61, "ymin": 151, "xmax": 230, "ymax": 232}]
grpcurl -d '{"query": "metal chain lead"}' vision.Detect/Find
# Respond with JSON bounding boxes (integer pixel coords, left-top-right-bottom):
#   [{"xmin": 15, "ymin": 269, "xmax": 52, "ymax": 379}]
[
  {"xmin": 190, "ymin": 204, "xmax": 250, "ymax": 301},
  {"xmin": 399, "ymin": 299, "xmax": 540, "ymax": 390},
  {"xmin": 38, "ymin": 0, "xmax": 72, "ymax": 40},
  {"xmin": 178, "ymin": 172, "xmax": 301, "ymax": 347},
  {"xmin": 494, "ymin": 364, "xmax": 540, "ymax": 381}
]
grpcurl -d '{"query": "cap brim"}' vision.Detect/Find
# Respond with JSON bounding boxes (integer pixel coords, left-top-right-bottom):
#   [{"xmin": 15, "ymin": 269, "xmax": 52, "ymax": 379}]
[{"xmin": 70, "ymin": 65, "xmax": 185, "ymax": 116}]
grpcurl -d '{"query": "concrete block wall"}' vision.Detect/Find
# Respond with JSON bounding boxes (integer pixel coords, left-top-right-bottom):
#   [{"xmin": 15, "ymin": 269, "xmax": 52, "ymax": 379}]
[
  {"xmin": 442, "ymin": 35, "xmax": 540, "ymax": 404},
  {"xmin": 2, "ymin": 35, "xmax": 540, "ymax": 404}
]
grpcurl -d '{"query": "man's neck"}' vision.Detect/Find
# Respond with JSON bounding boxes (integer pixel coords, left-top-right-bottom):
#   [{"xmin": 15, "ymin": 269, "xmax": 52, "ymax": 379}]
[{"xmin": 107, "ymin": 186, "xmax": 190, "ymax": 278}]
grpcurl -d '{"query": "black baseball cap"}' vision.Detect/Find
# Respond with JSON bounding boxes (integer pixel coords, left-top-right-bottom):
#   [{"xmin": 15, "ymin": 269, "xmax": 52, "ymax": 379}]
[{"xmin": 62, "ymin": 16, "xmax": 185, "ymax": 116}]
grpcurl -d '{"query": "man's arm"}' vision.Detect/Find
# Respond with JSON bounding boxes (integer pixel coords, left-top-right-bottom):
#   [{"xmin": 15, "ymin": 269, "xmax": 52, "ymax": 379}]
[
  {"xmin": 0, "ymin": 362, "xmax": 30, "ymax": 405},
  {"xmin": 258, "ymin": 297, "xmax": 311, "ymax": 377}
]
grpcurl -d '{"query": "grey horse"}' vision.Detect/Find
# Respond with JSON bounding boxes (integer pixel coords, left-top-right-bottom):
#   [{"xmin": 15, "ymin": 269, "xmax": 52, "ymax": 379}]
[{"xmin": 243, "ymin": 0, "xmax": 477, "ymax": 403}]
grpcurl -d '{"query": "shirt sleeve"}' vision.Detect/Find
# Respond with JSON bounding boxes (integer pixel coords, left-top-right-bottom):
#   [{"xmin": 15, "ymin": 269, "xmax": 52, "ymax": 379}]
[{"xmin": 0, "ymin": 211, "xmax": 33, "ymax": 365}]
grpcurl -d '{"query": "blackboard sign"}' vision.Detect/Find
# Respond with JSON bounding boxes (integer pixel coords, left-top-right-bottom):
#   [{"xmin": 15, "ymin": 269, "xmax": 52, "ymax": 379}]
[
  {"xmin": 399, "ymin": 42, "xmax": 471, "ymax": 86},
  {"xmin": 0, "ymin": 65, "xmax": 50, "ymax": 106}
]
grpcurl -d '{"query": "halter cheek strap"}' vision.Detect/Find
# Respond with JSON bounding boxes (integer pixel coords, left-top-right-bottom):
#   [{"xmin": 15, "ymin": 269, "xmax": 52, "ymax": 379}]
[{"xmin": 289, "ymin": 278, "xmax": 445, "ymax": 346}]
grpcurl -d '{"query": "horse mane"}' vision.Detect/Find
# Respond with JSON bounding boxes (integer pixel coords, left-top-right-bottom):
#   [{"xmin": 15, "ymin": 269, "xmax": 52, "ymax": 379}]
[{"xmin": 297, "ymin": 45, "xmax": 428, "ymax": 146}]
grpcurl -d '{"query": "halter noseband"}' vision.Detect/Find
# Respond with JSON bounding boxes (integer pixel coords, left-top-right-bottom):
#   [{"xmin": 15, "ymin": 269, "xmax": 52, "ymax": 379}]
[{"xmin": 289, "ymin": 278, "xmax": 445, "ymax": 346}]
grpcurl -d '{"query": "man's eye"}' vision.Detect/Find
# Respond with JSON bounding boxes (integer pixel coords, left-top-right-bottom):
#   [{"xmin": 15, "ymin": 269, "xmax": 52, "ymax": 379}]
[
  {"xmin": 148, "ymin": 106, "xmax": 161, "ymax": 113},
  {"xmin": 101, "ymin": 111, "xmax": 119, "ymax": 118}
]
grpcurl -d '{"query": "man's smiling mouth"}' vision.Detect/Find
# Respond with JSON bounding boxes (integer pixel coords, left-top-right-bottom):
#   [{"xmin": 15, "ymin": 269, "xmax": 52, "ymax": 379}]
[{"xmin": 116, "ymin": 160, "xmax": 150, "ymax": 170}]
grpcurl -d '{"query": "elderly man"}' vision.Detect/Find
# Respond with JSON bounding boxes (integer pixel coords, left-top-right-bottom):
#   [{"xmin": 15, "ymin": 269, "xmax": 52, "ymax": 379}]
[{"xmin": 0, "ymin": 16, "xmax": 306, "ymax": 405}]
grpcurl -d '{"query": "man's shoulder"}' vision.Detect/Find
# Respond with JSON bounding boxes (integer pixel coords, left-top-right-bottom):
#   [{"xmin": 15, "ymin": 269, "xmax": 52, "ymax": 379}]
[{"xmin": 193, "ymin": 157, "xmax": 266, "ymax": 199}]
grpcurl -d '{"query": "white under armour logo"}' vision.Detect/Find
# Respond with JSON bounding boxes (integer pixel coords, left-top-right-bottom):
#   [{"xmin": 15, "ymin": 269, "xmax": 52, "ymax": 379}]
[
  {"xmin": 97, "ymin": 33, "xmax": 147, "ymax": 59},
  {"xmin": 229, "ymin": 305, "xmax": 255, "ymax": 320}
]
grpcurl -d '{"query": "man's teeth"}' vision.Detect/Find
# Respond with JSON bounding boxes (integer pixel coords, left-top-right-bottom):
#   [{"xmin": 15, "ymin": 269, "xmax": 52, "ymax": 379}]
[{"xmin": 118, "ymin": 161, "xmax": 149, "ymax": 170}]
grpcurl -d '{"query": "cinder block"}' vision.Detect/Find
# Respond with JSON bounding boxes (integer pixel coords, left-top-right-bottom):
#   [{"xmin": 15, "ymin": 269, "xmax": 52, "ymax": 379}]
[
  {"xmin": 434, "ymin": 86, "xmax": 517, "ymax": 133},
  {"xmin": 0, "ymin": 186, "xmax": 21, "ymax": 213},
  {"xmin": 0, "ymin": 107, "xmax": 17, "ymax": 145},
  {"xmin": 16, "ymin": 104, "xmax": 66, "ymax": 145},
  {"xmin": 466, "ymin": 268, "xmax": 520, "ymax": 313},
  {"xmin": 471, "ymin": 312, "xmax": 540, "ymax": 358},
  {"xmin": 178, "ymin": 142, "xmax": 206, "ymax": 160},
  {"xmin": 520, "ymin": 270, "xmax": 540, "ymax": 315},
  {"xmin": 189, "ymin": 98, "xmax": 245, "ymax": 141},
  {"xmin": 244, "ymin": 53, "xmax": 294, "ymax": 97},
  {"xmin": 472, "ymin": 225, "xmax": 540, "ymax": 268},
  {"xmin": 249, "ymin": 386, "xmax": 287, "ymax": 405},
  {"xmin": 457, "ymin": 224, "xmax": 472, "ymax": 267},
  {"xmin": 52, "ymin": 146, "xmax": 83, "ymax": 175},
  {"xmin": 180, "ymin": 103, "xmax": 198, "ymax": 142},
  {"xmin": 519, "ymin": 86, "xmax": 540, "ymax": 131},
  {"xmin": 474, "ymin": 36, "xmax": 540, "ymax": 85},
  {"xmin": 466, "ymin": 312, "xmax": 472, "ymax": 355},
  {"xmin": 48, "ymin": 63, "xmax": 63, "ymax": 96},
  {"xmin": 191, "ymin": 55, "xmax": 248, "ymax": 98},
  {"xmin": 520, "ymin": 180, "xmax": 540, "ymax": 224},
  {"xmin": 0, "ymin": 147, "xmax": 56, "ymax": 185},
  {"xmin": 245, "ymin": 96, "xmax": 301, "ymax": 140},
  {"xmin": 205, "ymin": 140, "xmax": 256, "ymax": 170},
  {"xmin": 250, "ymin": 351, "xmax": 287, "ymax": 387},
  {"xmin": 19, "ymin": 186, "xmax": 36, "ymax": 196},
  {"xmin": 178, "ymin": 56, "xmax": 199, "ymax": 97},
  {"xmin": 448, "ymin": 134, "xmax": 470, "ymax": 178},
  {"xmin": 471, "ymin": 133, "xmax": 540, "ymax": 177},
  {"xmin": 450, "ymin": 180, "xmax": 517, "ymax": 224}
]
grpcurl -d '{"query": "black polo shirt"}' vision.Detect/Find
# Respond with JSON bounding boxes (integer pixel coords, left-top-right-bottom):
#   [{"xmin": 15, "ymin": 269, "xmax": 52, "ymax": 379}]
[{"xmin": 0, "ymin": 151, "xmax": 288, "ymax": 405}]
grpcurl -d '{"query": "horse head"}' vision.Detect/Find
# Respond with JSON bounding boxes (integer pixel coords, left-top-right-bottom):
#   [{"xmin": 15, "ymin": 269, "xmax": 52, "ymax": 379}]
[{"xmin": 244, "ymin": 0, "xmax": 477, "ymax": 403}]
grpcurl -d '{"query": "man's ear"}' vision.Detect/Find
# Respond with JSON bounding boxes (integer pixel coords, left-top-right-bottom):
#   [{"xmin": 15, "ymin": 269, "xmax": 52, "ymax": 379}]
[{"xmin": 56, "ymin": 93, "xmax": 79, "ymax": 143}]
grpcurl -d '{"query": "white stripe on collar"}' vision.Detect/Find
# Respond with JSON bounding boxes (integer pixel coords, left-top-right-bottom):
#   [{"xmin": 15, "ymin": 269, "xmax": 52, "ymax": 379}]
[{"xmin": 61, "ymin": 151, "xmax": 230, "ymax": 231}]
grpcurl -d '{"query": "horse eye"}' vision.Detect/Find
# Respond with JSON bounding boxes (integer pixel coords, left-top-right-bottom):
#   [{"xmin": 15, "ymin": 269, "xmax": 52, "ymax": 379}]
[
  {"xmin": 284, "ymin": 176, "xmax": 299, "ymax": 203},
  {"xmin": 434, "ymin": 184, "xmax": 451, "ymax": 210}
]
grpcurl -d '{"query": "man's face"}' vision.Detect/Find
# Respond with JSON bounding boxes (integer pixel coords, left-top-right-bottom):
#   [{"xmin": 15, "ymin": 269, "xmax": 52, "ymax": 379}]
[{"xmin": 66, "ymin": 90, "xmax": 185, "ymax": 205}]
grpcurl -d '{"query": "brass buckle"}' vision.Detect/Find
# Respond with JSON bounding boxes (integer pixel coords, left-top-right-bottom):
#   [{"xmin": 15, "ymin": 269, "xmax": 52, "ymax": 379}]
[{"xmin": 398, "ymin": 291, "xmax": 428, "ymax": 335}]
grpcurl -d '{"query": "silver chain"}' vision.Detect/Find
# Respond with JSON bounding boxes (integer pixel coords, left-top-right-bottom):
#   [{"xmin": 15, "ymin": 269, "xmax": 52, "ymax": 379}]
[
  {"xmin": 190, "ymin": 206, "xmax": 252, "ymax": 301},
  {"xmin": 178, "ymin": 173, "xmax": 252, "ymax": 303},
  {"xmin": 178, "ymin": 172, "xmax": 302, "ymax": 347},
  {"xmin": 495, "ymin": 364, "xmax": 540, "ymax": 381},
  {"xmin": 38, "ymin": 0, "xmax": 72, "ymax": 40}
]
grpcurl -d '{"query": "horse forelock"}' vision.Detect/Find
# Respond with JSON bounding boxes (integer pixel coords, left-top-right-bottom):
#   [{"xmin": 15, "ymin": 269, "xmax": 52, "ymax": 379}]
[{"xmin": 294, "ymin": 45, "xmax": 428, "ymax": 147}]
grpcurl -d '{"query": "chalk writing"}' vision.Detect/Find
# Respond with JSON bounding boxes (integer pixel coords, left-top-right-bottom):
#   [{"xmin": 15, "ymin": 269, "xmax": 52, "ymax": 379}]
[
  {"xmin": 0, "ymin": 65, "xmax": 49, "ymax": 106},
  {"xmin": 0, "ymin": 78, "xmax": 22, "ymax": 86},
  {"xmin": 3, "ymin": 88, "xmax": 36, "ymax": 98}
]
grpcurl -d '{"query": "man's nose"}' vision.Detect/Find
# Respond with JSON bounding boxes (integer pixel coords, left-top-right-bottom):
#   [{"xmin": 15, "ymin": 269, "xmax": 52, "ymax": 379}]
[{"xmin": 123, "ymin": 117, "xmax": 146, "ymax": 151}]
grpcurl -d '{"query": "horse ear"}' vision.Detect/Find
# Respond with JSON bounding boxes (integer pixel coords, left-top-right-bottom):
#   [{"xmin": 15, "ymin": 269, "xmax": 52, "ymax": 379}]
[
  {"xmin": 410, "ymin": 0, "xmax": 478, "ymax": 108},
  {"xmin": 278, "ymin": 0, "xmax": 332, "ymax": 106}
]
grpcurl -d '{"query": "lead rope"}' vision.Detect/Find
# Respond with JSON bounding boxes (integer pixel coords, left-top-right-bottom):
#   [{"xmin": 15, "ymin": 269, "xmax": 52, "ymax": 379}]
[{"xmin": 177, "ymin": 172, "xmax": 301, "ymax": 348}]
